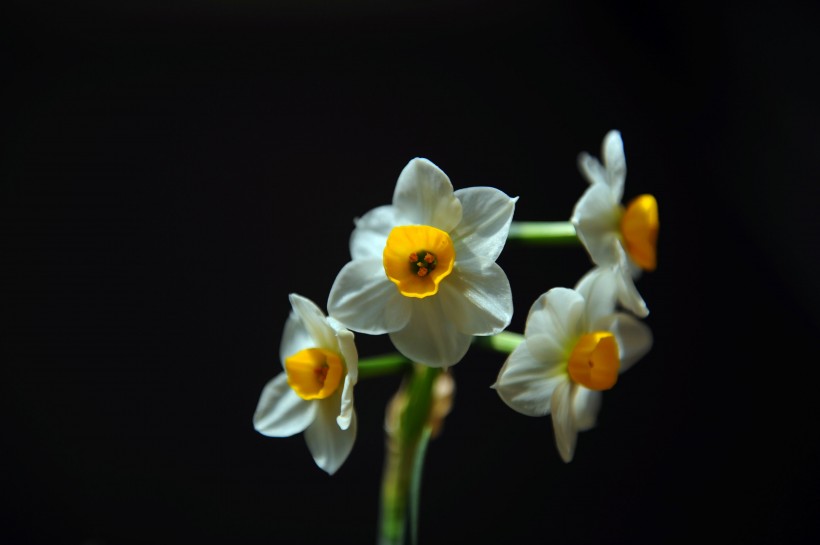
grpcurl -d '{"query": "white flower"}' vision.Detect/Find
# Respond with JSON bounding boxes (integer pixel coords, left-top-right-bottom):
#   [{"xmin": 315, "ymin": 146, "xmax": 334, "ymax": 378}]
[
  {"xmin": 253, "ymin": 293, "xmax": 358, "ymax": 475},
  {"xmin": 571, "ymin": 129, "xmax": 659, "ymax": 317},
  {"xmin": 327, "ymin": 158, "xmax": 516, "ymax": 368},
  {"xmin": 492, "ymin": 272, "xmax": 652, "ymax": 463}
]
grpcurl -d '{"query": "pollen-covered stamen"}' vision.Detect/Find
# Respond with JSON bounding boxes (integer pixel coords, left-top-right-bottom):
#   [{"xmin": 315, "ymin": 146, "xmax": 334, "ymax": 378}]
[
  {"xmin": 384, "ymin": 225, "xmax": 455, "ymax": 299},
  {"xmin": 409, "ymin": 250, "xmax": 438, "ymax": 277},
  {"xmin": 314, "ymin": 363, "xmax": 329, "ymax": 385},
  {"xmin": 285, "ymin": 347, "xmax": 344, "ymax": 400},
  {"xmin": 567, "ymin": 331, "xmax": 620, "ymax": 391}
]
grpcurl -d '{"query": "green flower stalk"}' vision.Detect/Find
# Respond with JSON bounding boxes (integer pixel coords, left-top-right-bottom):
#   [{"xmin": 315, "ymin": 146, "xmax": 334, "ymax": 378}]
[
  {"xmin": 506, "ymin": 221, "xmax": 579, "ymax": 245},
  {"xmin": 379, "ymin": 364, "xmax": 452, "ymax": 545},
  {"xmin": 358, "ymin": 353, "xmax": 412, "ymax": 379},
  {"xmin": 473, "ymin": 330, "xmax": 525, "ymax": 354}
]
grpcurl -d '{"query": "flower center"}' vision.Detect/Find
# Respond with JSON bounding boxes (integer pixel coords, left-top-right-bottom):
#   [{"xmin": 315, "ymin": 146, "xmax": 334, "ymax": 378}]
[
  {"xmin": 383, "ymin": 225, "xmax": 455, "ymax": 298},
  {"xmin": 620, "ymin": 194, "xmax": 658, "ymax": 271},
  {"xmin": 567, "ymin": 331, "xmax": 620, "ymax": 391},
  {"xmin": 409, "ymin": 250, "xmax": 437, "ymax": 277},
  {"xmin": 284, "ymin": 347, "xmax": 344, "ymax": 400}
]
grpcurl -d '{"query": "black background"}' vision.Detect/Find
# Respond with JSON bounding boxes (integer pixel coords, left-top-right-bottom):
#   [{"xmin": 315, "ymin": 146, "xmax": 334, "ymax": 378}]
[{"xmin": 3, "ymin": 1, "xmax": 819, "ymax": 544}]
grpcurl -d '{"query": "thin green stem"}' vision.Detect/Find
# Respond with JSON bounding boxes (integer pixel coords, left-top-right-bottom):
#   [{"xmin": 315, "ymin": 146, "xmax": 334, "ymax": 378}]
[
  {"xmin": 359, "ymin": 353, "xmax": 412, "ymax": 379},
  {"xmin": 507, "ymin": 221, "xmax": 579, "ymax": 245},
  {"xmin": 473, "ymin": 331, "xmax": 525, "ymax": 354}
]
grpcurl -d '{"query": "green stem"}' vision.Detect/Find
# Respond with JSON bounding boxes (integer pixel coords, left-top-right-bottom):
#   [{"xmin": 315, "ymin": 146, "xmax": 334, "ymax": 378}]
[
  {"xmin": 374, "ymin": 333, "xmax": 522, "ymax": 544},
  {"xmin": 473, "ymin": 331, "xmax": 525, "ymax": 354},
  {"xmin": 378, "ymin": 364, "xmax": 440, "ymax": 545},
  {"xmin": 358, "ymin": 353, "xmax": 412, "ymax": 379},
  {"xmin": 507, "ymin": 221, "xmax": 579, "ymax": 245}
]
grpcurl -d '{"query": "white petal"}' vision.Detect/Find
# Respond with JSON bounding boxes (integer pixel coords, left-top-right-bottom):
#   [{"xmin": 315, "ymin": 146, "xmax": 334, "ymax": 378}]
[
  {"xmin": 551, "ymin": 381, "xmax": 578, "ymax": 463},
  {"xmin": 571, "ymin": 183, "xmax": 622, "ymax": 268},
  {"xmin": 525, "ymin": 333, "xmax": 569, "ymax": 367},
  {"xmin": 336, "ymin": 374, "xmax": 356, "ymax": 430},
  {"xmin": 602, "ymin": 130, "xmax": 626, "ymax": 201},
  {"xmin": 625, "ymin": 251, "xmax": 644, "ymax": 279},
  {"xmin": 328, "ymin": 318, "xmax": 359, "ymax": 382},
  {"xmin": 288, "ymin": 293, "xmax": 335, "ymax": 351},
  {"xmin": 253, "ymin": 374, "xmax": 317, "ymax": 437},
  {"xmin": 451, "ymin": 187, "xmax": 517, "ymax": 262},
  {"xmin": 574, "ymin": 267, "xmax": 618, "ymax": 327},
  {"xmin": 577, "ymin": 152, "xmax": 607, "ymax": 186},
  {"xmin": 350, "ymin": 205, "xmax": 394, "ymax": 260},
  {"xmin": 615, "ymin": 249, "xmax": 649, "ymax": 317},
  {"xmin": 524, "ymin": 289, "xmax": 585, "ymax": 362},
  {"xmin": 327, "ymin": 320, "xmax": 358, "ymax": 430},
  {"xmin": 393, "ymin": 158, "xmax": 463, "ymax": 231},
  {"xmin": 304, "ymin": 391, "xmax": 357, "ymax": 475},
  {"xmin": 594, "ymin": 312, "xmax": 653, "ymax": 373},
  {"xmin": 439, "ymin": 261, "xmax": 513, "ymax": 336},
  {"xmin": 388, "ymin": 297, "xmax": 472, "ymax": 368},
  {"xmin": 492, "ymin": 342, "xmax": 567, "ymax": 417},
  {"xmin": 327, "ymin": 258, "xmax": 411, "ymax": 334},
  {"xmin": 279, "ymin": 309, "xmax": 313, "ymax": 368},
  {"xmin": 616, "ymin": 273, "xmax": 649, "ymax": 318},
  {"xmin": 572, "ymin": 386, "xmax": 602, "ymax": 432}
]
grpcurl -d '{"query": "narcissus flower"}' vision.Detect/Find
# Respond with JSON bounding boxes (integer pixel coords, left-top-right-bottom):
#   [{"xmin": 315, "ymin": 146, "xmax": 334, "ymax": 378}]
[
  {"xmin": 328, "ymin": 157, "xmax": 516, "ymax": 368},
  {"xmin": 571, "ymin": 130, "xmax": 659, "ymax": 317},
  {"xmin": 253, "ymin": 293, "xmax": 358, "ymax": 475},
  {"xmin": 492, "ymin": 272, "xmax": 652, "ymax": 462}
]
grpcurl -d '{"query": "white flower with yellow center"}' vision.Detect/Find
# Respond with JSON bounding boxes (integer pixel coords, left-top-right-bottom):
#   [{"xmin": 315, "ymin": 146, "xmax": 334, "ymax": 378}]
[
  {"xmin": 328, "ymin": 157, "xmax": 516, "ymax": 368},
  {"xmin": 492, "ymin": 272, "xmax": 652, "ymax": 462},
  {"xmin": 571, "ymin": 129, "xmax": 659, "ymax": 317},
  {"xmin": 253, "ymin": 293, "xmax": 358, "ymax": 475}
]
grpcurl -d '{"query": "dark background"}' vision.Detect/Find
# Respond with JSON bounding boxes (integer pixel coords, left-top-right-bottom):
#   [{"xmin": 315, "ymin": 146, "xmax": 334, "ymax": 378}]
[{"xmin": 3, "ymin": 1, "xmax": 819, "ymax": 544}]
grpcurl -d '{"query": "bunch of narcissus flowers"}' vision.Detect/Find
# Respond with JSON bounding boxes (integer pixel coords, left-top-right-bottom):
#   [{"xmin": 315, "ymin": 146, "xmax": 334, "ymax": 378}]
[{"xmin": 252, "ymin": 129, "xmax": 658, "ymax": 541}]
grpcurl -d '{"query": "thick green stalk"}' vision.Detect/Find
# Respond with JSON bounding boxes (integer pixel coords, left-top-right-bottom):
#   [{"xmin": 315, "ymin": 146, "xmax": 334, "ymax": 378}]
[
  {"xmin": 378, "ymin": 364, "xmax": 440, "ymax": 545},
  {"xmin": 507, "ymin": 221, "xmax": 579, "ymax": 245}
]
